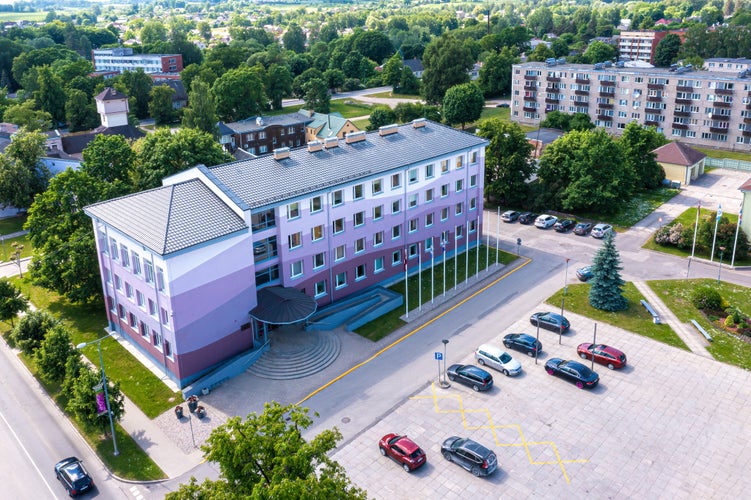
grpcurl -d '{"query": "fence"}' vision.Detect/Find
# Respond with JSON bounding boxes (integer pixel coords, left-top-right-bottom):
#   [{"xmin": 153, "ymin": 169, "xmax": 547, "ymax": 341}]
[{"xmin": 705, "ymin": 157, "xmax": 751, "ymax": 172}]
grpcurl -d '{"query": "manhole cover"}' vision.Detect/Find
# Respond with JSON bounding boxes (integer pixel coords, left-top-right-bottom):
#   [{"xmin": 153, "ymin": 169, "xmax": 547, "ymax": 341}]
[{"xmin": 341, "ymin": 417, "xmax": 350, "ymax": 424}]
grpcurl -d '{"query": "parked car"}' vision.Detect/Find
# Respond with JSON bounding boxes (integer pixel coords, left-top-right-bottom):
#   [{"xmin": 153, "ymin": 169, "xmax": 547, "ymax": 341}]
[
  {"xmin": 576, "ymin": 266, "xmax": 593, "ymax": 282},
  {"xmin": 378, "ymin": 433, "xmax": 427, "ymax": 472},
  {"xmin": 441, "ymin": 436, "xmax": 498, "ymax": 476},
  {"xmin": 530, "ymin": 312, "xmax": 570, "ymax": 333},
  {"xmin": 501, "ymin": 210, "xmax": 520, "ymax": 222},
  {"xmin": 447, "ymin": 364, "xmax": 494, "ymax": 391},
  {"xmin": 544, "ymin": 358, "xmax": 600, "ymax": 389},
  {"xmin": 554, "ymin": 218, "xmax": 576, "ymax": 232},
  {"xmin": 573, "ymin": 222, "xmax": 593, "ymax": 235},
  {"xmin": 591, "ymin": 223, "xmax": 613, "ymax": 239},
  {"xmin": 518, "ymin": 212, "xmax": 538, "ymax": 225},
  {"xmin": 577, "ymin": 343, "xmax": 627, "ymax": 370},
  {"xmin": 475, "ymin": 344, "xmax": 522, "ymax": 376},
  {"xmin": 503, "ymin": 333, "xmax": 542, "ymax": 357},
  {"xmin": 55, "ymin": 457, "xmax": 94, "ymax": 497},
  {"xmin": 534, "ymin": 214, "xmax": 558, "ymax": 229},
  {"xmin": 495, "ymin": 102, "xmax": 510, "ymax": 108}
]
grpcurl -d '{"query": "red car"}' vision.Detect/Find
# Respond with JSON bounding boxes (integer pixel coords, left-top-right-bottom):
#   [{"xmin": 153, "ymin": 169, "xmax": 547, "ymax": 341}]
[
  {"xmin": 577, "ymin": 343, "xmax": 627, "ymax": 370},
  {"xmin": 379, "ymin": 433, "xmax": 427, "ymax": 472}
]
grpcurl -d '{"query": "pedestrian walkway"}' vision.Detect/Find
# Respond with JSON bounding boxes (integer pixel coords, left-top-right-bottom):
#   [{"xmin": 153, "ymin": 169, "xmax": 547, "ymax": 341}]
[{"xmin": 632, "ymin": 280, "xmax": 712, "ymax": 358}]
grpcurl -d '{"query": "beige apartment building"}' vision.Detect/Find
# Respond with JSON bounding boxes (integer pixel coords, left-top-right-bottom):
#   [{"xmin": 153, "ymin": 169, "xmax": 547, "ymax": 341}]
[{"xmin": 511, "ymin": 61, "xmax": 751, "ymax": 150}]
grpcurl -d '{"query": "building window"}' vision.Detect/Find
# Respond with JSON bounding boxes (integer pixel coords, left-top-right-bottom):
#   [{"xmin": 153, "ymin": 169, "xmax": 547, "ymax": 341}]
[
  {"xmin": 144, "ymin": 260, "xmax": 154, "ymax": 283},
  {"xmin": 156, "ymin": 267, "xmax": 165, "ymax": 292},
  {"xmin": 131, "ymin": 251, "xmax": 141, "ymax": 275},
  {"xmin": 291, "ymin": 260, "xmax": 303, "ymax": 278},
  {"xmin": 456, "ymin": 224, "xmax": 464, "ymax": 239},
  {"xmin": 115, "ymin": 275, "xmax": 122, "ymax": 290},
  {"xmin": 287, "ymin": 202, "xmax": 300, "ymax": 220},
  {"xmin": 441, "ymin": 184, "xmax": 449, "ymax": 197},
  {"xmin": 136, "ymin": 290, "xmax": 145, "ymax": 307},
  {"xmin": 456, "ymin": 179, "xmax": 463, "ymax": 192},
  {"xmin": 313, "ymin": 252, "xmax": 325, "ymax": 269},
  {"xmin": 374, "ymin": 231, "xmax": 384, "ymax": 246},
  {"xmin": 334, "ymin": 245, "xmax": 345, "ymax": 261},
  {"xmin": 409, "ymin": 218, "xmax": 418, "ymax": 232},
  {"xmin": 425, "ymin": 163, "xmax": 434, "ymax": 178},
  {"xmin": 455, "ymin": 202, "xmax": 464, "ymax": 215},
  {"xmin": 255, "ymin": 264, "xmax": 280, "ymax": 286},
  {"xmin": 332, "ymin": 190, "xmax": 344, "ymax": 206},
  {"xmin": 426, "ymin": 212, "xmax": 434, "ymax": 227},
  {"xmin": 355, "ymin": 264, "xmax": 366, "ymax": 280},
  {"xmin": 441, "ymin": 159, "xmax": 449, "ymax": 174},
  {"xmin": 392, "ymin": 225, "xmax": 401, "ymax": 239},
  {"xmin": 409, "ymin": 243, "xmax": 418, "ymax": 258},
  {"xmin": 373, "ymin": 205, "xmax": 383, "ymax": 220},
  {"xmin": 161, "ymin": 307, "xmax": 169, "ymax": 326},
  {"xmin": 469, "ymin": 174, "xmax": 477, "ymax": 187},
  {"xmin": 374, "ymin": 257, "xmax": 384, "ymax": 273},
  {"xmin": 469, "ymin": 219, "xmax": 477, "ymax": 232},
  {"xmin": 139, "ymin": 321, "xmax": 149, "ymax": 338},
  {"xmin": 391, "ymin": 173, "xmax": 401, "ymax": 189},
  {"xmin": 471, "ymin": 151, "xmax": 478, "ymax": 163},
  {"xmin": 125, "ymin": 282, "xmax": 133, "ymax": 298},
  {"xmin": 104, "ymin": 268, "xmax": 111, "ymax": 283},
  {"xmin": 251, "ymin": 209, "xmax": 276, "ymax": 232},
  {"xmin": 335, "ymin": 272, "xmax": 347, "ymax": 289},
  {"xmin": 442, "ymin": 230, "xmax": 450, "ymax": 245},
  {"xmin": 259, "ymin": 146, "xmax": 267, "ymax": 154},
  {"xmin": 288, "ymin": 232, "xmax": 302, "ymax": 249},
  {"xmin": 110, "ymin": 238, "xmax": 119, "ymax": 260},
  {"xmin": 425, "ymin": 188, "xmax": 434, "ymax": 203},
  {"xmin": 148, "ymin": 299, "xmax": 156, "ymax": 316},
  {"xmin": 441, "ymin": 207, "xmax": 449, "ymax": 221},
  {"xmin": 372, "ymin": 178, "xmax": 383, "ymax": 195},
  {"xmin": 120, "ymin": 245, "xmax": 129, "ymax": 267},
  {"xmin": 354, "ymin": 211, "xmax": 365, "ymax": 227},
  {"xmin": 310, "ymin": 196, "xmax": 323, "ymax": 213},
  {"xmin": 117, "ymin": 304, "xmax": 126, "ymax": 319},
  {"xmin": 408, "ymin": 168, "xmax": 418, "ymax": 184},
  {"xmin": 456, "ymin": 155, "xmax": 464, "ymax": 168},
  {"xmin": 392, "ymin": 199, "xmax": 401, "ymax": 214},
  {"xmin": 333, "ymin": 218, "xmax": 345, "ymax": 234},
  {"xmin": 164, "ymin": 339, "xmax": 172, "ymax": 358},
  {"xmin": 355, "ymin": 237, "xmax": 365, "ymax": 253},
  {"xmin": 128, "ymin": 312, "xmax": 137, "ymax": 328},
  {"xmin": 353, "ymin": 184, "xmax": 364, "ymax": 200},
  {"xmin": 470, "ymin": 197, "xmax": 477, "ymax": 210},
  {"xmin": 314, "ymin": 280, "xmax": 326, "ymax": 296},
  {"xmin": 152, "ymin": 330, "xmax": 162, "ymax": 347},
  {"xmin": 408, "ymin": 193, "xmax": 418, "ymax": 208},
  {"xmin": 392, "ymin": 250, "xmax": 401, "ymax": 266},
  {"xmin": 312, "ymin": 224, "xmax": 324, "ymax": 241}
]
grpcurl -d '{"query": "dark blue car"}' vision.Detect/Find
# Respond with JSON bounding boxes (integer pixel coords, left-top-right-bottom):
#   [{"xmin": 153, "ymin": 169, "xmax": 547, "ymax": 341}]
[
  {"xmin": 503, "ymin": 333, "xmax": 542, "ymax": 357},
  {"xmin": 545, "ymin": 358, "xmax": 599, "ymax": 389}
]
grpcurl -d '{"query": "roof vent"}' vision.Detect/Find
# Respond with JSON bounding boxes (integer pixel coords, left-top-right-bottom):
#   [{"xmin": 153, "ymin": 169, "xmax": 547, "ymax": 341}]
[
  {"xmin": 379, "ymin": 124, "xmax": 399, "ymax": 136},
  {"xmin": 273, "ymin": 147, "xmax": 290, "ymax": 160},
  {"xmin": 307, "ymin": 140, "xmax": 323, "ymax": 152},
  {"xmin": 345, "ymin": 131, "xmax": 366, "ymax": 144},
  {"xmin": 412, "ymin": 118, "xmax": 427, "ymax": 129},
  {"xmin": 256, "ymin": 116, "xmax": 263, "ymax": 126},
  {"xmin": 323, "ymin": 136, "xmax": 339, "ymax": 149}
]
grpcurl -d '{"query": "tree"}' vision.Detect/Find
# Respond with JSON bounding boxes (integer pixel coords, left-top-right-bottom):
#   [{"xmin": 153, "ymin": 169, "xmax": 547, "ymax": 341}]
[
  {"xmin": 265, "ymin": 64, "xmax": 292, "ymax": 111},
  {"xmin": 569, "ymin": 112, "xmax": 595, "ymax": 131},
  {"xmin": 149, "ymin": 84, "xmax": 176, "ymax": 125},
  {"xmin": 81, "ymin": 134, "xmax": 135, "ymax": 184},
  {"xmin": 478, "ymin": 119, "xmax": 535, "ymax": 207},
  {"xmin": 36, "ymin": 325, "xmax": 76, "ymax": 383},
  {"xmin": 698, "ymin": 212, "xmax": 750, "ymax": 259},
  {"xmin": 352, "ymin": 30, "xmax": 394, "ymax": 64},
  {"xmin": 421, "ymin": 33, "xmax": 473, "ymax": 104},
  {"xmin": 302, "ymin": 77, "xmax": 331, "ymax": 114},
  {"xmin": 323, "ymin": 68, "xmax": 346, "ymax": 93},
  {"xmin": 140, "ymin": 20, "xmax": 167, "ymax": 45},
  {"xmin": 120, "ymin": 69, "xmax": 153, "ymax": 119},
  {"xmin": 67, "ymin": 364, "xmax": 124, "ymax": 436},
  {"xmin": 442, "ymin": 83, "xmax": 485, "ymax": 130},
  {"xmin": 283, "ymin": 24, "xmax": 306, "ymax": 54},
  {"xmin": 0, "ymin": 129, "xmax": 50, "ymax": 209},
  {"xmin": 10, "ymin": 310, "xmax": 59, "ymax": 355},
  {"xmin": 66, "ymin": 89, "xmax": 98, "ymax": 132},
  {"xmin": 366, "ymin": 105, "xmax": 396, "ymax": 131},
  {"xmin": 398, "ymin": 66, "xmax": 421, "ymax": 95},
  {"xmin": 478, "ymin": 47, "xmax": 517, "ymax": 97},
  {"xmin": 167, "ymin": 402, "xmax": 366, "ymax": 499},
  {"xmin": 292, "ymin": 68, "xmax": 324, "ymax": 98},
  {"xmin": 182, "ymin": 79, "xmax": 218, "ymax": 136},
  {"xmin": 212, "ymin": 66, "xmax": 267, "ymax": 122},
  {"xmin": 132, "ymin": 128, "xmax": 230, "ymax": 191},
  {"xmin": 2, "ymin": 100, "xmax": 53, "ymax": 131},
  {"xmin": 618, "ymin": 122, "xmax": 667, "ymax": 189},
  {"xmin": 583, "ymin": 41, "xmax": 616, "ymax": 64},
  {"xmin": 654, "ymin": 34, "xmax": 682, "ymax": 68},
  {"xmin": 0, "ymin": 278, "xmax": 28, "ymax": 327},
  {"xmin": 588, "ymin": 232, "xmax": 628, "ymax": 311},
  {"xmin": 527, "ymin": 43, "xmax": 556, "ymax": 62},
  {"xmin": 35, "ymin": 66, "xmax": 68, "ymax": 125},
  {"xmin": 382, "ymin": 52, "xmax": 403, "ymax": 90}
]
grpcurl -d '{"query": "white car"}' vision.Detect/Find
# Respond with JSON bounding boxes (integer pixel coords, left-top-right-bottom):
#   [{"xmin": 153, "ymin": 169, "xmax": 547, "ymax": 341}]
[
  {"xmin": 534, "ymin": 214, "xmax": 558, "ymax": 229},
  {"xmin": 591, "ymin": 223, "xmax": 613, "ymax": 238},
  {"xmin": 475, "ymin": 344, "xmax": 522, "ymax": 376}
]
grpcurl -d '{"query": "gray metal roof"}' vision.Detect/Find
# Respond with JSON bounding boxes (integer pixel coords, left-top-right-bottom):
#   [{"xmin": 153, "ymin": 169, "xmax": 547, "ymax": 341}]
[
  {"xmin": 220, "ymin": 113, "xmax": 313, "ymax": 134},
  {"xmin": 85, "ymin": 179, "xmax": 247, "ymax": 256},
  {"xmin": 206, "ymin": 120, "xmax": 488, "ymax": 210}
]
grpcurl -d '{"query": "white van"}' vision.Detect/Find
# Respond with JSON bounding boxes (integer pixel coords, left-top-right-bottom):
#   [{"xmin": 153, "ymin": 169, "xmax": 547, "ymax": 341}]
[{"xmin": 474, "ymin": 344, "xmax": 522, "ymax": 376}]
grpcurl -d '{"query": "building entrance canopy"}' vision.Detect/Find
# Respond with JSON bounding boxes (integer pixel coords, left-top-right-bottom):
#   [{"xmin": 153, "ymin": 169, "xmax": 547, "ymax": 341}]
[{"xmin": 249, "ymin": 286, "xmax": 317, "ymax": 325}]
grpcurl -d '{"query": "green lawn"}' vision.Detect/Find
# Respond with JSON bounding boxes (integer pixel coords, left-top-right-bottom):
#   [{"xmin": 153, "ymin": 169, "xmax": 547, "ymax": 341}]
[
  {"xmin": 647, "ymin": 279, "xmax": 751, "ymax": 370},
  {"xmin": 355, "ymin": 245, "xmax": 517, "ymax": 341},
  {"xmin": 695, "ymin": 147, "xmax": 751, "ymax": 162},
  {"xmin": 329, "ymin": 99, "xmax": 374, "ymax": 118},
  {"xmin": 545, "ymin": 282, "xmax": 689, "ymax": 350},
  {"xmin": 577, "ymin": 188, "xmax": 680, "ymax": 229},
  {"xmin": 364, "ymin": 91, "xmax": 422, "ymax": 99},
  {"xmin": 0, "ymin": 214, "xmax": 27, "ymax": 234}
]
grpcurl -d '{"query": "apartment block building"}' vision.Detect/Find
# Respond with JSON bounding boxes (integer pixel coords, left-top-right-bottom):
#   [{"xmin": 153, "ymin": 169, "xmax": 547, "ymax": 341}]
[
  {"xmin": 617, "ymin": 30, "xmax": 667, "ymax": 64},
  {"xmin": 218, "ymin": 114, "xmax": 312, "ymax": 155},
  {"xmin": 84, "ymin": 120, "xmax": 487, "ymax": 388},
  {"xmin": 511, "ymin": 61, "xmax": 751, "ymax": 150},
  {"xmin": 92, "ymin": 48, "xmax": 183, "ymax": 75}
]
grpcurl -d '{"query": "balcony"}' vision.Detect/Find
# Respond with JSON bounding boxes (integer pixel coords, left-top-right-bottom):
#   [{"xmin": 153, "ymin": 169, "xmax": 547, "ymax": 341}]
[
  {"xmin": 599, "ymin": 90, "xmax": 615, "ymax": 97},
  {"xmin": 524, "ymin": 83, "xmax": 537, "ymax": 90},
  {"xmin": 599, "ymin": 102, "xmax": 613, "ymax": 109},
  {"xmin": 674, "ymin": 110, "xmax": 690, "ymax": 117},
  {"xmin": 714, "ymin": 101, "xmax": 732, "ymax": 108},
  {"xmin": 647, "ymin": 96, "xmax": 663, "ymax": 102},
  {"xmin": 647, "ymin": 83, "xmax": 664, "ymax": 90},
  {"xmin": 710, "ymin": 126, "xmax": 729, "ymax": 133},
  {"xmin": 742, "ymin": 130, "xmax": 751, "ymax": 137},
  {"xmin": 645, "ymin": 120, "xmax": 660, "ymax": 127},
  {"xmin": 676, "ymin": 85, "xmax": 693, "ymax": 92},
  {"xmin": 712, "ymin": 114, "xmax": 730, "ymax": 121},
  {"xmin": 523, "ymin": 95, "xmax": 537, "ymax": 102},
  {"xmin": 746, "ymin": 103, "xmax": 751, "ymax": 110},
  {"xmin": 715, "ymin": 88, "xmax": 733, "ymax": 95},
  {"xmin": 523, "ymin": 105, "xmax": 537, "ymax": 112},
  {"xmin": 575, "ymin": 78, "xmax": 590, "ymax": 84},
  {"xmin": 524, "ymin": 74, "xmax": 538, "ymax": 81},
  {"xmin": 672, "ymin": 123, "xmax": 688, "ymax": 130},
  {"xmin": 675, "ymin": 98, "xmax": 693, "ymax": 105},
  {"xmin": 546, "ymin": 76, "xmax": 560, "ymax": 82},
  {"xmin": 545, "ymin": 98, "xmax": 560, "ymax": 104},
  {"xmin": 645, "ymin": 107, "xmax": 663, "ymax": 114},
  {"xmin": 600, "ymin": 80, "xmax": 615, "ymax": 87},
  {"xmin": 575, "ymin": 89, "xmax": 589, "ymax": 96},
  {"xmin": 597, "ymin": 114, "xmax": 613, "ymax": 121},
  {"xmin": 744, "ymin": 116, "xmax": 751, "ymax": 124}
]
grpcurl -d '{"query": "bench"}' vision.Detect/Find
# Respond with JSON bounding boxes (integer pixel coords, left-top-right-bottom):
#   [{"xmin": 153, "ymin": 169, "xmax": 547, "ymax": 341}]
[
  {"xmin": 690, "ymin": 319, "xmax": 713, "ymax": 342},
  {"xmin": 640, "ymin": 299, "xmax": 661, "ymax": 324}
]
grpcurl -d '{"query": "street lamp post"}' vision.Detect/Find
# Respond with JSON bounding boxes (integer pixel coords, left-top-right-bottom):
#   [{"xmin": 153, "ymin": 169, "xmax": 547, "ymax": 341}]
[
  {"xmin": 76, "ymin": 335, "xmax": 119, "ymax": 456},
  {"xmin": 718, "ymin": 246, "xmax": 726, "ymax": 284},
  {"xmin": 564, "ymin": 258, "xmax": 570, "ymax": 295},
  {"xmin": 441, "ymin": 339, "xmax": 450, "ymax": 388}
]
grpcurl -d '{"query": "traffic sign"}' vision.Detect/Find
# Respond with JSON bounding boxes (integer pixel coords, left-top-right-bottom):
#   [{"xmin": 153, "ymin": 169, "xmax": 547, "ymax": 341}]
[{"xmin": 434, "ymin": 352, "xmax": 443, "ymax": 360}]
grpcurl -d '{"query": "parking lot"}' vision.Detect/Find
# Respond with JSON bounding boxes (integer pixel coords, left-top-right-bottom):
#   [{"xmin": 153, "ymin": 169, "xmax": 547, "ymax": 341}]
[{"xmin": 332, "ymin": 308, "xmax": 751, "ymax": 498}]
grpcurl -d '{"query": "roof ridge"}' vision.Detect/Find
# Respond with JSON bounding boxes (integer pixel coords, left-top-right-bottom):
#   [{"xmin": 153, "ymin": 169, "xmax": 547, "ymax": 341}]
[{"xmin": 162, "ymin": 184, "xmax": 177, "ymax": 254}]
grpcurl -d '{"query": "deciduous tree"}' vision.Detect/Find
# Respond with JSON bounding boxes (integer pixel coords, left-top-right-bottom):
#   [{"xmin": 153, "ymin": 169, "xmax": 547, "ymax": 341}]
[
  {"xmin": 0, "ymin": 129, "xmax": 50, "ymax": 209},
  {"xmin": 478, "ymin": 47, "xmax": 518, "ymax": 97},
  {"xmin": 654, "ymin": 34, "xmax": 682, "ymax": 68},
  {"xmin": 119, "ymin": 69, "xmax": 153, "ymax": 119},
  {"xmin": 149, "ymin": 84, "xmax": 176, "ymax": 125},
  {"xmin": 212, "ymin": 66, "xmax": 267, "ymax": 122},
  {"xmin": 283, "ymin": 24, "xmax": 306, "ymax": 54},
  {"xmin": 34, "ymin": 66, "xmax": 67, "ymax": 124},
  {"xmin": 366, "ymin": 105, "xmax": 396, "ymax": 131},
  {"xmin": 0, "ymin": 278, "xmax": 28, "ymax": 328},
  {"xmin": 265, "ymin": 64, "xmax": 293, "ymax": 111},
  {"xmin": 618, "ymin": 122, "xmax": 667, "ymax": 189},
  {"xmin": 67, "ymin": 364, "xmax": 124, "ymax": 436},
  {"xmin": 81, "ymin": 134, "xmax": 135, "ymax": 184},
  {"xmin": 10, "ymin": 310, "xmax": 59, "ymax": 355},
  {"xmin": 589, "ymin": 232, "xmax": 628, "ymax": 311},
  {"xmin": 478, "ymin": 119, "xmax": 535, "ymax": 208},
  {"xmin": 182, "ymin": 79, "xmax": 218, "ymax": 136},
  {"xmin": 421, "ymin": 32, "xmax": 473, "ymax": 104},
  {"xmin": 66, "ymin": 89, "xmax": 98, "ymax": 132},
  {"xmin": 36, "ymin": 325, "xmax": 76, "ymax": 383},
  {"xmin": 382, "ymin": 52, "xmax": 403, "ymax": 90},
  {"xmin": 302, "ymin": 77, "xmax": 331, "ymax": 114},
  {"xmin": 442, "ymin": 83, "xmax": 485, "ymax": 130}
]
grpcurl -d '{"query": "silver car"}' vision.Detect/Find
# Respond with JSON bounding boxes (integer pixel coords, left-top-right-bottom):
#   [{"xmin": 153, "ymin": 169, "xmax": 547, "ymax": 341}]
[
  {"xmin": 475, "ymin": 344, "xmax": 522, "ymax": 376},
  {"xmin": 591, "ymin": 223, "xmax": 613, "ymax": 238},
  {"xmin": 534, "ymin": 214, "xmax": 558, "ymax": 228}
]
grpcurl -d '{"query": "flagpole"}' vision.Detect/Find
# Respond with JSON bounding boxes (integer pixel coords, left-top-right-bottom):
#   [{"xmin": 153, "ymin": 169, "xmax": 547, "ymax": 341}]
[
  {"xmin": 454, "ymin": 229, "xmax": 457, "ymax": 290},
  {"xmin": 690, "ymin": 202, "xmax": 700, "ymax": 260},
  {"xmin": 465, "ymin": 220, "xmax": 469, "ymax": 285},
  {"xmin": 404, "ymin": 248, "xmax": 408, "ymax": 319},
  {"xmin": 731, "ymin": 202, "xmax": 743, "ymax": 267},
  {"xmin": 496, "ymin": 207, "xmax": 500, "ymax": 266},
  {"xmin": 418, "ymin": 242, "xmax": 422, "ymax": 311},
  {"xmin": 475, "ymin": 218, "xmax": 480, "ymax": 278},
  {"xmin": 485, "ymin": 226, "xmax": 489, "ymax": 274},
  {"xmin": 442, "ymin": 236, "xmax": 446, "ymax": 297},
  {"xmin": 430, "ymin": 236, "xmax": 434, "ymax": 304},
  {"xmin": 711, "ymin": 204, "xmax": 722, "ymax": 262}
]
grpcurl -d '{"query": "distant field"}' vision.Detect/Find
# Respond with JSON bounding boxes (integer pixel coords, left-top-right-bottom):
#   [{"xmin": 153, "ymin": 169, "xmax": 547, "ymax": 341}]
[
  {"xmin": 0, "ymin": 12, "xmax": 47, "ymax": 21},
  {"xmin": 695, "ymin": 147, "xmax": 751, "ymax": 162}
]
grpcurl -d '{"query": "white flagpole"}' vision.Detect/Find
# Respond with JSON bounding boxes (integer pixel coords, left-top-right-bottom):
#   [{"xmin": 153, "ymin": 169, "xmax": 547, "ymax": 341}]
[
  {"xmin": 475, "ymin": 218, "xmax": 480, "ymax": 278},
  {"xmin": 465, "ymin": 220, "xmax": 469, "ymax": 285},
  {"xmin": 485, "ymin": 225, "xmax": 489, "ymax": 273},
  {"xmin": 711, "ymin": 203, "xmax": 722, "ymax": 262},
  {"xmin": 495, "ymin": 207, "xmax": 500, "ymax": 266},
  {"xmin": 731, "ymin": 203, "xmax": 743, "ymax": 267},
  {"xmin": 442, "ymin": 236, "xmax": 446, "ymax": 297},
  {"xmin": 430, "ymin": 236, "xmax": 434, "ymax": 304},
  {"xmin": 404, "ymin": 248, "xmax": 408, "ymax": 319},
  {"xmin": 454, "ymin": 229, "xmax": 458, "ymax": 290},
  {"xmin": 690, "ymin": 201, "xmax": 701, "ymax": 260},
  {"xmin": 418, "ymin": 242, "xmax": 422, "ymax": 311}
]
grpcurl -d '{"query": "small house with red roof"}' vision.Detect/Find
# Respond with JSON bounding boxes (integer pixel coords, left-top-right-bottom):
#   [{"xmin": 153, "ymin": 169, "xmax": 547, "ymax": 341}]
[{"xmin": 652, "ymin": 141, "xmax": 706, "ymax": 186}]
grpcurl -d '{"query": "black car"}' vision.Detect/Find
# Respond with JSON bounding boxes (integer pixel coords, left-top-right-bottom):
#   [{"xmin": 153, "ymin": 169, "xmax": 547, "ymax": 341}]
[
  {"xmin": 554, "ymin": 218, "xmax": 576, "ymax": 232},
  {"xmin": 503, "ymin": 333, "xmax": 542, "ymax": 357},
  {"xmin": 573, "ymin": 222, "xmax": 593, "ymax": 235},
  {"xmin": 501, "ymin": 210, "xmax": 520, "ymax": 222},
  {"xmin": 518, "ymin": 212, "xmax": 538, "ymax": 225},
  {"xmin": 441, "ymin": 436, "xmax": 498, "ymax": 476},
  {"xmin": 530, "ymin": 312, "xmax": 570, "ymax": 333},
  {"xmin": 544, "ymin": 358, "xmax": 600, "ymax": 389},
  {"xmin": 55, "ymin": 457, "xmax": 94, "ymax": 497},
  {"xmin": 447, "ymin": 364, "xmax": 493, "ymax": 392}
]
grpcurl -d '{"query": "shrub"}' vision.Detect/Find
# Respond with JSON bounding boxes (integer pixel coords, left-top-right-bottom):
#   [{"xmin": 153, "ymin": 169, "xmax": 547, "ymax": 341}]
[
  {"xmin": 725, "ymin": 307, "xmax": 744, "ymax": 324},
  {"xmin": 690, "ymin": 285, "xmax": 722, "ymax": 311},
  {"xmin": 724, "ymin": 315, "xmax": 735, "ymax": 327},
  {"xmin": 739, "ymin": 322, "xmax": 749, "ymax": 330},
  {"xmin": 654, "ymin": 226, "xmax": 671, "ymax": 245}
]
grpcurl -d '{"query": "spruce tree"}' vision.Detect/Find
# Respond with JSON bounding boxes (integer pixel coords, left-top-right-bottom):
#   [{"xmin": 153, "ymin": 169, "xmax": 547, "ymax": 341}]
[{"xmin": 588, "ymin": 232, "xmax": 628, "ymax": 311}]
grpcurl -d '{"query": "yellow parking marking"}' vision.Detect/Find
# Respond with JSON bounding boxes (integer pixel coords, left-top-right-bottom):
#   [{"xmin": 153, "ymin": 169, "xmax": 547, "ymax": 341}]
[
  {"xmin": 296, "ymin": 257, "xmax": 532, "ymax": 405},
  {"xmin": 410, "ymin": 382, "xmax": 588, "ymax": 484}
]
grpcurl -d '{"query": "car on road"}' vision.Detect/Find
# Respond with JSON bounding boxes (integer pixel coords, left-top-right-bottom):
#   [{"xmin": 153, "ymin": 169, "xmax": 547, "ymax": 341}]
[
  {"xmin": 495, "ymin": 103, "xmax": 510, "ymax": 108},
  {"xmin": 573, "ymin": 222, "xmax": 593, "ymax": 235},
  {"xmin": 534, "ymin": 214, "xmax": 558, "ymax": 229},
  {"xmin": 554, "ymin": 218, "xmax": 576, "ymax": 232},
  {"xmin": 591, "ymin": 223, "xmax": 613, "ymax": 238},
  {"xmin": 474, "ymin": 344, "xmax": 522, "ymax": 376},
  {"xmin": 441, "ymin": 436, "xmax": 498, "ymax": 476},
  {"xmin": 378, "ymin": 434, "xmax": 427, "ymax": 472},
  {"xmin": 576, "ymin": 266, "xmax": 593, "ymax": 282},
  {"xmin": 544, "ymin": 358, "xmax": 600, "ymax": 389},
  {"xmin": 577, "ymin": 343, "xmax": 627, "ymax": 370},
  {"xmin": 503, "ymin": 333, "xmax": 542, "ymax": 357},
  {"xmin": 54, "ymin": 457, "xmax": 94, "ymax": 497},
  {"xmin": 501, "ymin": 210, "xmax": 520, "ymax": 222},
  {"xmin": 447, "ymin": 364, "xmax": 494, "ymax": 392},
  {"xmin": 518, "ymin": 212, "xmax": 538, "ymax": 225},
  {"xmin": 530, "ymin": 312, "xmax": 570, "ymax": 333}
]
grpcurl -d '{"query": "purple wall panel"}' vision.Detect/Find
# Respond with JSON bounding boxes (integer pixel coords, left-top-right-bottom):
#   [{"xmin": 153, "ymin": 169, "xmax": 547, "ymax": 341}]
[{"xmin": 173, "ymin": 327, "xmax": 252, "ymax": 384}]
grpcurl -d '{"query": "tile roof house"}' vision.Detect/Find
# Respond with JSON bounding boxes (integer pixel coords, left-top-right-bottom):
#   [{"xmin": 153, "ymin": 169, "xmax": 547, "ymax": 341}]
[
  {"xmin": 217, "ymin": 113, "xmax": 313, "ymax": 157},
  {"xmin": 84, "ymin": 119, "xmax": 488, "ymax": 391},
  {"xmin": 297, "ymin": 110, "xmax": 360, "ymax": 141},
  {"xmin": 403, "ymin": 58, "xmax": 424, "ymax": 78},
  {"xmin": 653, "ymin": 142, "xmax": 706, "ymax": 186}
]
